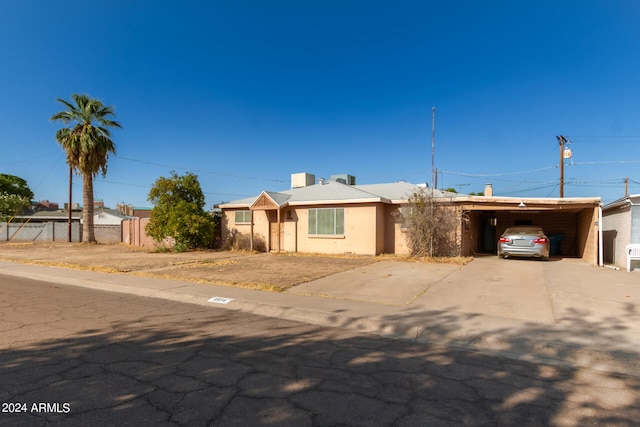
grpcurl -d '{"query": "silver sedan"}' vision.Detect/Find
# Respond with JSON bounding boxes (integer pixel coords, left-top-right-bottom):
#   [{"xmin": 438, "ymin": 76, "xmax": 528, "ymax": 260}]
[{"xmin": 497, "ymin": 226, "xmax": 550, "ymax": 260}]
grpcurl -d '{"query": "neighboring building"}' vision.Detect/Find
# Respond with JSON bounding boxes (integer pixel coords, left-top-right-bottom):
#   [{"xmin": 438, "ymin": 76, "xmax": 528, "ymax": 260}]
[
  {"xmin": 116, "ymin": 203, "xmax": 152, "ymax": 218},
  {"xmin": 94, "ymin": 208, "xmax": 130, "ymax": 225},
  {"xmin": 3, "ymin": 210, "xmax": 82, "ymax": 242},
  {"xmin": 5, "ymin": 206, "xmax": 130, "ymax": 243},
  {"xmin": 32, "ymin": 200, "xmax": 59, "ymax": 211},
  {"xmin": 602, "ymin": 194, "xmax": 640, "ymax": 268}
]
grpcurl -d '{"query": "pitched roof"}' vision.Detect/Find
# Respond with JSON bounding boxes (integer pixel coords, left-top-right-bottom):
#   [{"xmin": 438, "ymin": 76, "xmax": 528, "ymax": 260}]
[{"xmin": 219, "ymin": 181, "xmax": 434, "ymax": 209}]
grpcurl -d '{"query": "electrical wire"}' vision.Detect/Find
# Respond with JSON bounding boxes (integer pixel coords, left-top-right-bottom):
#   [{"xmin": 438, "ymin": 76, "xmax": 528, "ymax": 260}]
[
  {"xmin": 441, "ymin": 165, "xmax": 557, "ymax": 178},
  {"xmin": 116, "ymin": 156, "xmax": 286, "ymax": 183}
]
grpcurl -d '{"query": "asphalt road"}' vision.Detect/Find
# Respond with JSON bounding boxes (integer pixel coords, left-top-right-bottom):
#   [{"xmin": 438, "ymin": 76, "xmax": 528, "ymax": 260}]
[{"xmin": 1, "ymin": 274, "xmax": 639, "ymax": 427}]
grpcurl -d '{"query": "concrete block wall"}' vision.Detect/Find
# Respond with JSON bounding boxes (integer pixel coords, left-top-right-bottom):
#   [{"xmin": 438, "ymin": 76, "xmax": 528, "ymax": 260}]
[
  {"xmin": 93, "ymin": 224, "xmax": 123, "ymax": 243},
  {"xmin": 0, "ymin": 222, "xmax": 81, "ymax": 242}
]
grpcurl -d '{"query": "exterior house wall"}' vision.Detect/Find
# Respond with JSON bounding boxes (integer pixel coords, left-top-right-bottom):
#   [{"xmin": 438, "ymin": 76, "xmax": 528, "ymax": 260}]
[
  {"xmin": 576, "ymin": 207, "xmax": 599, "ymax": 265},
  {"xmin": 602, "ymin": 206, "xmax": 631, "ymax": 267},
  {"xmin": 224, "ymin": 203, "xmax": 411, "ymax": 256},
  {"xmin": 253, "ymin": 210, "xmax": 270, "ymax": 249},
  {"xmin": 282, "ymin": 208, "xmax": 297, "ymax": 252},
  {"xmin": 460, "ymin": 211, "xmax": 478, "ymax": 257},
  {"xmin": 632, "ymin": 204, "xmax": 640, "ymax": 244},
  {"xmin": 295, "ymin": 203, "xmax": 379, "ymax": 255},
  {"xmin": 383, "ymin": 205, "xmax": 410, "ymax": 255},
  {"xmin": 375, "ymin": 204, "xmax": 385, "ymax": 254},
  {"xmin": 222, "ymin": 209, "xmax": 270, "ymax": 250}
]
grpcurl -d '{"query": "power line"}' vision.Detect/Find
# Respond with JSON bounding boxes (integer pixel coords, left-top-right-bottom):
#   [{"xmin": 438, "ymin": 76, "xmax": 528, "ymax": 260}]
[
  {"xmin": 441, "ymin": 165, "xmax": 557, "ymax": 178},
  {"xmin": 99, "ymin": 179, "xmax": 252, "ymax": 198},
  {"xmin": 0, "ymin": 151, "xmax": 60, "ymax": 167},
  {"xmin": 568, "ymin": 135, "xmax": 640, "ymax": 138},
  {"xmin": 570, "ymin": 160, "xmax": 640, "ymax": 166},
  {"xmin": 116, "ymin": 156, "xmax": 287, "ymax": 183}
]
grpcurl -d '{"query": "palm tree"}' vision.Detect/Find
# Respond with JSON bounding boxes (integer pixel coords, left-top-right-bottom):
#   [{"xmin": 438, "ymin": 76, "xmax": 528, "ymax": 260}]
[{"xmin": 51, "ymin": 94, "xmax": 121, "ymax": 243}]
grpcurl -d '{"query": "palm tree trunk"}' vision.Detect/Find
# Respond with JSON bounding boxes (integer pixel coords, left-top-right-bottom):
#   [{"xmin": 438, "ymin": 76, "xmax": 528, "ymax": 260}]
[{"xmin": 82, "ymin": 174, "xmax": 96, "ymax": 243}]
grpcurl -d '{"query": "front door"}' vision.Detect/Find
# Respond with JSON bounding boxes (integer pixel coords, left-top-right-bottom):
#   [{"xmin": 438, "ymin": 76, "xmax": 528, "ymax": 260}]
[{"xmin": 268, "ymin": 210, "xmax": 279, "ymax": 251}]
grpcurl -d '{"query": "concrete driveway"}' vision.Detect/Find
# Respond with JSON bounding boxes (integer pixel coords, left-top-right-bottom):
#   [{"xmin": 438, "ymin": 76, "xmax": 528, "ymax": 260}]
[
  {"xmin": 287, "ymin": 261, "xmax": 460, "ymax": 306},
  {"xmin": 287, "ymin": 256, "xmax": 640, "ymax": 328}
]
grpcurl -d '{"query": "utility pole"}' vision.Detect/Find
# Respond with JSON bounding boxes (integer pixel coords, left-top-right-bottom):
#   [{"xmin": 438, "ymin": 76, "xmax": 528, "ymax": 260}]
[
  {"xmin": 68, "ymin": 165, "xmax": 73, "ymax": 242},
  {"xmin": 625, "ymin": 176, "xmax": 629, "ymax": 197},
  {"xmin": 430, "ymin": 107, "xmax": 436, "ymax": 258},
  {"xmin": 431, "ymin": 107, "xmax": 436, "ymax": 189},
  {"xmin": 557, "ymin": 135, "xmax": 567, "ymax": 198}
]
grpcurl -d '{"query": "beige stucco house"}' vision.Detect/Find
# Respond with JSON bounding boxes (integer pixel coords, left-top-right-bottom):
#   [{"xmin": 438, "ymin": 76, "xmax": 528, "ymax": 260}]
[
  {"xmin": 219, "ymin": 174, "xmax": 602, "ymax": 265},
  {"xmin": 219, "ymin": 173, "xmax": 429, "ymax": 255}
]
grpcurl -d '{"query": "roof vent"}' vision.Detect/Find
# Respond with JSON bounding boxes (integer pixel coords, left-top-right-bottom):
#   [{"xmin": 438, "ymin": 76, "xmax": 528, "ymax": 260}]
[
  {"xmin": 291, "ymin": 172, "xmax": 315, "ymax": 189},
  {"xmin": 329, "ymin": 174, "xmax": 356, "ymax": 185}
]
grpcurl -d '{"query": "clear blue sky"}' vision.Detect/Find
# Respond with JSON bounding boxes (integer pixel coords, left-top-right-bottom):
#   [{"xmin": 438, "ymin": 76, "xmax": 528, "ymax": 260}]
[{"xmin": 2, "ymin": 0, "xmax": 640, "ymax": 209}]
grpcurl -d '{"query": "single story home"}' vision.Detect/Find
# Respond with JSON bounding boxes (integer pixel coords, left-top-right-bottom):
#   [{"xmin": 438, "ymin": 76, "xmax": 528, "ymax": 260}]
[
  {"xmin": 602, "ymin": 194, "xmax": 640, "ymax": 268},
  {"xmin": 220, "ymin": 173, "xmax": 602, "ymax": 264},
  {"xmin": 219, "ymin": 173, "xmax": 437, "ymax": 255}
]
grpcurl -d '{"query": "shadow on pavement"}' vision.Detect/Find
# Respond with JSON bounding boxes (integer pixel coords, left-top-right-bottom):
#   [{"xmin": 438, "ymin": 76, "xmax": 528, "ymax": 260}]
[{"xmin": 1, "ymin": 277, "xmax": 639, "ymax": 426}]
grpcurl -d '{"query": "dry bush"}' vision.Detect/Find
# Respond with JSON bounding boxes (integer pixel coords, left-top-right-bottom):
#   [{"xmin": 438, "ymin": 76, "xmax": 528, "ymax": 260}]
[
  {"xmin": 399, "ymin": 189, "xmax": 460, "ymax": 257},
  {"xmin": 223, "ymin": 229, "xmax": 267, "ymax": 252}
]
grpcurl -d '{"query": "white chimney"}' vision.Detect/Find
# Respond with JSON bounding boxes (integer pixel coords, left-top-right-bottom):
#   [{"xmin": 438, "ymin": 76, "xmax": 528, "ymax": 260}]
[{"xmin": 484, "ymin": 183, "xmax": 493, "ymax": 197}]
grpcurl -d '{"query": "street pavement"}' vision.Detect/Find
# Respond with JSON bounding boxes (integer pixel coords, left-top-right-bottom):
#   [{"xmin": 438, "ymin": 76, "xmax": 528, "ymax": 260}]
[
  {"xmin": 1, "ymin": 255, "xmax": 638, "ymax": 378},
  {"xmin": 1, "ymin": 273, "xmax": 639, "ymax": 426}
]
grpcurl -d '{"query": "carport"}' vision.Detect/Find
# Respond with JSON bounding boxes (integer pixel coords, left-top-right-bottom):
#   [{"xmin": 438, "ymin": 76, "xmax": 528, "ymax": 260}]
[{"xmin": 454, "ymin": 196, "xmax": 602, "ymax": 265}]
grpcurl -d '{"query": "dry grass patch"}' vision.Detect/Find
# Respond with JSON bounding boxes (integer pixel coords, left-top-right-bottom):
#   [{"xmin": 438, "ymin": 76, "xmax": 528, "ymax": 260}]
[
  {"xmin": 376, "ymin": 253, "xmax": 474, "ymax": 265},
  {"xmin": 139, "ymin": 253, "xmax": 378, "ymax": 291},
  {"xmin": 0, "ymin": 242, "xmax": 471, "ymax": 292}
]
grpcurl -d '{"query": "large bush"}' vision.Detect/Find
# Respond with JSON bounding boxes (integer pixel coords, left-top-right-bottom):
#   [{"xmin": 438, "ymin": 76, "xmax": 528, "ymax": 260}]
[{"xmin": 146, "ymin": 171, "xmax": 215, "ymax": 251}]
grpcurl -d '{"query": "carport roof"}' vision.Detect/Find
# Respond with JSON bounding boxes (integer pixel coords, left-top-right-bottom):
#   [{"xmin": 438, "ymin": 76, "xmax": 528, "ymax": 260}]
[{"xmin": 454, "ymin": 195, "xmax": 601, "ymax": 211}]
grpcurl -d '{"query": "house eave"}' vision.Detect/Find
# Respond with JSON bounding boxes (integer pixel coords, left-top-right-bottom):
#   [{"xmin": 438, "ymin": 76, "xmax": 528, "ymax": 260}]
[{"xmin": 287, "ymin": 197, "xmax": 388, "ymax": 206}]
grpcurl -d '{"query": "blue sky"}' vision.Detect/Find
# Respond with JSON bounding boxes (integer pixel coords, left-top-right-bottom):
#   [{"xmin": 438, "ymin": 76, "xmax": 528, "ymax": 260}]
[{"xmin": 1, "ymin": 1, "xmax": 640, "ymax": 209}]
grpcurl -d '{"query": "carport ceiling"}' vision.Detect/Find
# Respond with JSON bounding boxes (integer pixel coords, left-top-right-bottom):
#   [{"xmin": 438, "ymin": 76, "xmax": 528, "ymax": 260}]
[
  {"xmin": 472, "ymin": 206, "xmax": 587, "ymax": 213},
  {"xmin": 456, "ymin": 196, "xmax": 600, "ymax": 214}
]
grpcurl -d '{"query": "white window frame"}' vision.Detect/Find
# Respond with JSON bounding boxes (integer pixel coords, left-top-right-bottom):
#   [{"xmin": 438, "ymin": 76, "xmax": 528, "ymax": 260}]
[
  {"xmin": 235, "ymin": 210, "xmax": 251, "ymax": 224},
  {"xmin": 308, "ymin": 208, "xmax": 344, "ymax": 236}
]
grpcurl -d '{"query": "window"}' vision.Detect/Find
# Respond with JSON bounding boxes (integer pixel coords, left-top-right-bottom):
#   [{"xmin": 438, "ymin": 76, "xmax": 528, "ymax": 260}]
[
  {"xmin": 235, "ymin": 210, "xmax": 251, "ymax": 224},
  {"xmin": 308, "ymin": 208, "xmax": 344, "ymax": 235},
  {"xmin": 399, "ymin": 206, "xmax": 413, "ymax": 229}
]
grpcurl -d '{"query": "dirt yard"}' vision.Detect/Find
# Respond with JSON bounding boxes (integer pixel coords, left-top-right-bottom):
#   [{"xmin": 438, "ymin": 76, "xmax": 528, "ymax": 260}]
[{"xmin": 0, "ymin": 242, "xmax": 379, "ymax": 291}]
